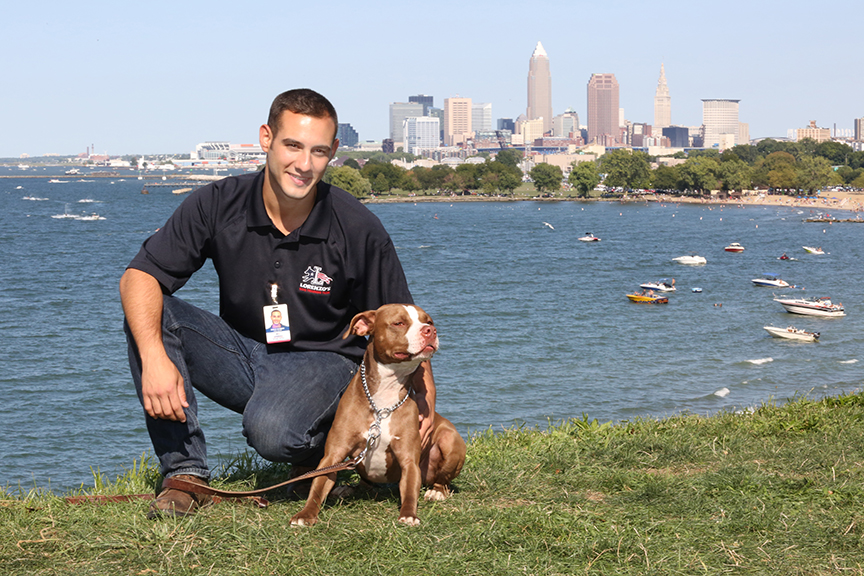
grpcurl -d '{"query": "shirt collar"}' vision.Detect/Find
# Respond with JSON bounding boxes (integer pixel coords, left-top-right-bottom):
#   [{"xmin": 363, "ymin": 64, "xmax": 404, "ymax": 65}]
[{"xmin": 247, "ymin": 171, "xmax": 331, "ymax": 240}]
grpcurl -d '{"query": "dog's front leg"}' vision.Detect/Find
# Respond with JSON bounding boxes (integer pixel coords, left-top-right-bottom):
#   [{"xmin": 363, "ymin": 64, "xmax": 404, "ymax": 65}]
[
  {"xmin": 290, "ymin": 471, "xmax": 338, "ymax": 526},
  {"xmin": 396, "ymin": 457, "xmax": 423, "ymax": 526}
]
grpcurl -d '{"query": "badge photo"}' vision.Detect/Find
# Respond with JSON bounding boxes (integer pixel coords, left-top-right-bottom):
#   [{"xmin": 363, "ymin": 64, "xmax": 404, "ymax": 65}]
[{"xmin": 264, "ymin": 304, "xmax": 291, "ymax": 344}]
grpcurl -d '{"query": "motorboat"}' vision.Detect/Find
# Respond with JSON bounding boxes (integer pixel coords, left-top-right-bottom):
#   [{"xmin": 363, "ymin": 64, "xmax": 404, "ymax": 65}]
[
  {"xmin": 672, "ymin": 255, "xmax": 707, "ymax": 265},
  {"xmin": 803, "ymin": 246, "xmax": 826, "ymax": 254},
  {"xmin": 640, "ymin": 278, "xmax": 676, "ymax": 292},
  {"xmin": 578, "ymin": 233, "xmax": 600, "ymax": 242},
  {"xmin": 763, "ymin": 326, "xmax": 820, "ymax": 342},
  {"xmin": 691, "ymin": 287, "xmax": 703, "ymax": 293},
  {"xmin": 751, "ymin": 273, "xmax": 790, "ymax": 288},
  {"xmin": 627, "ymin": 292, "xmax": 668, "ymax": 304},
  {"xmin": 773, "ymin": 296, "xmax": 845, "ymax": 317},
  {"xmin": 724, "ymin": 242, "xmax": 745, "ymax": 252}
]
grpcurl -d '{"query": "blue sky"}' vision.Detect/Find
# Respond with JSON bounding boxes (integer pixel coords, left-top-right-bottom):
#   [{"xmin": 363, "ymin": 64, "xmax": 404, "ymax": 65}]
[{"xmin": 2, "ymin": 0, "xmax": 861, "ymax": 157}]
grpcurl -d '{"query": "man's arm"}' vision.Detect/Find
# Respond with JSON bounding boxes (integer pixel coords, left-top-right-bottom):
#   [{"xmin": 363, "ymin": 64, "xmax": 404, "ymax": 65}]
[
  {"xmin": 412, "ymin": 360, "xmax": 436, "ymax": 451},
  {"xmin": 119, "ymin": 268, "xmax": 188, "ymax": 422}
]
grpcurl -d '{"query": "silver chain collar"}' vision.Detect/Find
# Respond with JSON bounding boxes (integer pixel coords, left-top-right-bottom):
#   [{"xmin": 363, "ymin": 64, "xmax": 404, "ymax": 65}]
[{"xmin": 355, "ymin": 361, "xmax": 412, "ymax": 464}]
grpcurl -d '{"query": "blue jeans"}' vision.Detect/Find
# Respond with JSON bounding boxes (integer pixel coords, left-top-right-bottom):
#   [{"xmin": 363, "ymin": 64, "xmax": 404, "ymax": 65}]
[{"xmin": 125, "ymin": 295, "xmax": 357, "ymax": 480}]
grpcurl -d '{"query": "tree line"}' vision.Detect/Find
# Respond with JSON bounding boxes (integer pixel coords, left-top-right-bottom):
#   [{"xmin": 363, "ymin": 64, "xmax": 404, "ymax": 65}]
[{"xmin": 324, "ymin": 139, "xmax": 864, "ymax": 198}]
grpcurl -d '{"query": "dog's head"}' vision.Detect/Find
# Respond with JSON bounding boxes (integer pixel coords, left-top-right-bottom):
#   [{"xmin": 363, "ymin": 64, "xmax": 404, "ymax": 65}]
[{"xmin": 345, "ymin": 304, "xmax": 438, "ymax": 365}]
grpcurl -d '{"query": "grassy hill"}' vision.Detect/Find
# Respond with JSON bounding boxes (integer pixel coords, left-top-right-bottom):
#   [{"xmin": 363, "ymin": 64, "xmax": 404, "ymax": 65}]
[{"xmin": 4, "ymin": 392, "xmax": 864, "ymax": 575}]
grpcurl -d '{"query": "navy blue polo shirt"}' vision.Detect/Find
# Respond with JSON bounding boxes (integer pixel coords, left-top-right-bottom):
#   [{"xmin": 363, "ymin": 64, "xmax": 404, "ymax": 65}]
[{"xmin": 128, "ymin": 170, "xmax": 413, "ymax": 358}]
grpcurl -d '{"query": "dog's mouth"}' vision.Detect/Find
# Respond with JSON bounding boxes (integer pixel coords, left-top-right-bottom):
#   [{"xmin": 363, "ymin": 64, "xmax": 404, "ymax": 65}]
[{"xmin": 392, "ymin": 345, "xmax": 436, "ymax": 361}]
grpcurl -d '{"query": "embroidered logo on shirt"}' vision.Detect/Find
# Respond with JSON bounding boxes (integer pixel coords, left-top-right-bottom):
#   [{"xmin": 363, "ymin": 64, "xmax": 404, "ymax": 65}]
[{"xmin": 300, "ymin": 265, "xmax": 333, "ymax": 294}]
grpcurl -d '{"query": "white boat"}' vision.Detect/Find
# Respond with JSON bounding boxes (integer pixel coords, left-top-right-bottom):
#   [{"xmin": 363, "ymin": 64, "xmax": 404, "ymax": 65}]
[
  {"xmin": 764, "ymin": 326, "xmax": 820, "ymax": 342},
  {"xmin": 751, "ymin": 273, "xmax": 789, "ymax": 288},
  {"xmin": 724, "ymin": 242, "xmax": 745, "ymax": 252},
  {"xmin": 773, "ymin": 296, "xmax": 845, "ymax": 317},
  {"xmin": 672, "ymin": 255, "xmax": 707, "ymax": 265},
  {"xmin": 640, "ymin": 278, "xmax": 676, "ymax": 292},
  {"xmin": 578, "ymin": 233, "xmax": 600, "ymax": 242},
  {"xmin": 65, "ymin": 168, "xmax": 80, "ymax": 175},
  {"xmin": 803, "ymin": 246, "xmax": 826, "ymax": 254}
]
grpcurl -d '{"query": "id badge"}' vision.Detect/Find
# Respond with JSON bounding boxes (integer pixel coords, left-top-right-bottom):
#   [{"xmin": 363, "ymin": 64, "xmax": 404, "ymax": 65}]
[{"xmin": 263, "ymin": 304, "xmax": 291, "ymax": 343}]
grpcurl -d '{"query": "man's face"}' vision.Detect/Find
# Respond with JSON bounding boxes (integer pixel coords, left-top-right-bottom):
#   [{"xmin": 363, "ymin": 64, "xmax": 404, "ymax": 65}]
[
  {"xmin": 270, "ymin": 310, "xmax": 282, "ymax": 324},
  {"xmin": 259, "ymin": 111, "xmax": 339, "ymax": 203}
]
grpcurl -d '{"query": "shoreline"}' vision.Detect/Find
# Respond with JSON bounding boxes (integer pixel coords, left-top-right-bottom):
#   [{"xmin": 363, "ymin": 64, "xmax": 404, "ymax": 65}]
[{"xmin": 363, "ymin": 189, "xmax": 864, "ymax": 215}]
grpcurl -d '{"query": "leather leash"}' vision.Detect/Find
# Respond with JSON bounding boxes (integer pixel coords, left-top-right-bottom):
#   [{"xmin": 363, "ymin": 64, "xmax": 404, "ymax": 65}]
[{"xmin": 64, "ymin": 455, "xmax": 362, "ymax": 507}]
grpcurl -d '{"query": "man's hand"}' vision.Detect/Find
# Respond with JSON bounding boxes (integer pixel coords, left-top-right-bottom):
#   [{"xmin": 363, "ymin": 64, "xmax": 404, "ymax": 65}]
[
  {"xmin": 120, "ymin": 268, "xmax": 188, "ymax": 422},
  {"xmin": 412, "ymin": 360, "xmax": 436, "ymax": 451},
  {"xmin": 141, "ymin": 354, "xmax": 188, "ymax": 422}
]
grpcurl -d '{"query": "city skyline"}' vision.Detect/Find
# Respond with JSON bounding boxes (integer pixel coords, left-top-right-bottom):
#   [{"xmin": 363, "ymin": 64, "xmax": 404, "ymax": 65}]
[{"xmin": 1, "ymin": 0, "xmax": 862, "ymax": 157}]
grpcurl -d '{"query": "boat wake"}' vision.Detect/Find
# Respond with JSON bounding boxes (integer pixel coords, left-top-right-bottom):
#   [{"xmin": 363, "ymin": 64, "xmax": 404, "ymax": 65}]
[
  {"xmin": 51, "ymin": 213, "xmax": 105, "ymax": 221},
  {"xmin": 77, "ymin": 198, "xmax": 101, "ymax": 203},
  {"xmin": 22, "ymin": 196, "xmax": 49, "ymax": 201},
  {"xmin": 839, "ymin": 359, "xmax": 858, "ymax": 364},
  {"xmin": 746, "ymin": 357, "xmax": 774, "ymax": 365}
]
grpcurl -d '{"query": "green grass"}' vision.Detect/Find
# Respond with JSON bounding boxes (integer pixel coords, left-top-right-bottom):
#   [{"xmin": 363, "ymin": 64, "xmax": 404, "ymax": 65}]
[{"xmin": 5, "ymin": 393, "xmax": 864, "ymax": 574}]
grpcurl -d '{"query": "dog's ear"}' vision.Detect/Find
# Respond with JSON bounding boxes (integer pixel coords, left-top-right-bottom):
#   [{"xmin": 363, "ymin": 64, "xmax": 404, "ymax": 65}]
[{"xmin": 344, "ymin": 310, "xmax": 377, "ymax": 339}]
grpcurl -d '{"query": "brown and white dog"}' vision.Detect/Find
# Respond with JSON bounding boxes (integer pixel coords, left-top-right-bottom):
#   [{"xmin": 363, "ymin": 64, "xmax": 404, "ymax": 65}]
[{"xmin": 290, "ymin": 304, "xmax": 466, "ymax": 526}]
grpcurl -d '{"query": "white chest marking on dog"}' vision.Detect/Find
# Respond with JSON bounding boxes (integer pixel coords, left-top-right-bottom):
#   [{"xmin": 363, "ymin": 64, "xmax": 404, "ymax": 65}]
[{"xmin": 364, "ymin": 420, "xmax": 393, "ymax": 482}]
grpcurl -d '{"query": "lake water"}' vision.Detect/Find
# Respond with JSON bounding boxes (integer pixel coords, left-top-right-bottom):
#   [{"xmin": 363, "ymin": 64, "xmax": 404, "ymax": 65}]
[{"xmin": 2, "ymin": 166, "xmax": 862, "ymax": 493}]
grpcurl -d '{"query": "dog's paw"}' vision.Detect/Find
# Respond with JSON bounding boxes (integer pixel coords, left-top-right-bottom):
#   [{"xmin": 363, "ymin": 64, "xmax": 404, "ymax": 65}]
[
  {"xmin": 399, "ymin": 515, "xmax": 420, "ymax": 527},
  {"xmin": 424, "ymin": 487, "xmax": 451, "ymax": 501},
  {"xmin": 290, "ymin": 514, "xmax": 318, "ymax": 527}
]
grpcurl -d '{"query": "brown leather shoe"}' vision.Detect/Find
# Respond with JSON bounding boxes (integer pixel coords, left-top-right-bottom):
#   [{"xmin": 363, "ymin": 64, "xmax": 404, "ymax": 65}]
[
  {"xmin": 147, "ymin": 474, "xmax": 212, "ymax": 519},
  {"xmin": 286, "ymin": 465, "xmax": 314, "ymax": 499}
]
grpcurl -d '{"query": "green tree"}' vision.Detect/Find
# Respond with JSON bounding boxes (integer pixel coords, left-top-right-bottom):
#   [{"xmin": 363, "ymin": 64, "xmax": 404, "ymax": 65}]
[
  {"xmin": 600, "ymin": 149, "xmax": 651, "ymax": 189},
  {"xmin": 323, "ymin": 166, "xmax": 372, "ymax": 198},
  {"xmin": 529, "ymin": 163, "xmax": 563, "ymax": 193},
  {"xmin": 679, "ymin": 156, "xmax": 719, "ymax": 192},
  {"xmin": 495, "ymin": 149, "xmax": 523, "ymax": 170},
  {"xmin": 455, "ymin": 164, "xmax": 481, "ymax": 191},
  {"xmin": 371, "ymin": 173, "xmax": 390, "ymax": 193},
  {"xmin": 568, "ymin": 161, "xmax": 600, "ymax": 197},
  {"xmin": 727, "ymin": 144, "xmax": 760, "ymax": 164},
  {"xmin": 651, "ymin": 164, "xmax": 681, "ymax": 191},
  {"xmin": 399, "ymin": 170, "xmax": 421, "ymax": 192},
  {"xmin": 835, "ymin": 165, "xmax": 859, "ymax": 185},
  {"xmin": 481, "ymin": 160, "xmax": 521, "ymax": 194},
  {"xmin": 361, "ymin": 159, "xmax": 405, "ymax": 190},
  {"xmin": 717, "ymin": 158, "xmax": 752, "ymax": 192},
  {"xmin": 815, "ymin": 141, "xmax": 853, "ymax": 165},
  {"xmin": 343, "ymin": 158, "xmax": 361, "ymax": 170},
  {"xmin": 797, "ymin": 156, "xmax": 833, "ymax": 193}
]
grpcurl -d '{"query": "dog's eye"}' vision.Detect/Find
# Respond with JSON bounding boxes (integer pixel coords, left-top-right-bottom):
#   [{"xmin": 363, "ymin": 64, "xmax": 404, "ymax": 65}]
[{"xmin": 392, "ymin": 321, "xmax": 405, "ymax": 327}]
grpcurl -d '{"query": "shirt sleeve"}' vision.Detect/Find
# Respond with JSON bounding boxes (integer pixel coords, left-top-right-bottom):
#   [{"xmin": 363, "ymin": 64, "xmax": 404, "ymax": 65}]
[
  {"xmin": 351, "ymin": 234, "xmax": 414, "ymax": 313},
  {"xmin": 126, "ymin": 187, "xmax": 214, "ymax": 293}
]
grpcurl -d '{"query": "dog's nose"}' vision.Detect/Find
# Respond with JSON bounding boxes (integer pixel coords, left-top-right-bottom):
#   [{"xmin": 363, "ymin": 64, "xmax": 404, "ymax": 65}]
[{"xmin": 421, "ymin": 325, "xmax": 436, "ymax": 340}]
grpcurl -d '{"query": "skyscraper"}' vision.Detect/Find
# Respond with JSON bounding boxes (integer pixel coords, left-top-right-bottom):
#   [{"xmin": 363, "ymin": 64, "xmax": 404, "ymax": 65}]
[
  {"xmin": 336, "ymin": 123, "xmax": 359, "ymax": 148},
  {"xmin": 389, "ymin": 102, "xmax": 424, "ymax": 143},
  {"xmin": 587, "ymin": 73, "xmax": 620, "ymax": 145},
  {"xmin": 403, "ymin": 116, "xmax": 440, "ymax": 154},
  {"xmin": 702, "ymin": 99, "xmax": 740, "ymax": 148},
  {"xmin": 443, "ymin": 97, "xmax": 472, "ymax": 146},
  {"xmin": 472, "ymin": 102, "xmax": 493, "ymax": 132},
  {"xmin": 855, "ymin": 118, "xmax": 864, "ymax": 141},
  {"xmin": 654, "ymin": 63, "xmax": 671, "ymax": 133},
  {"xmin": 409, "ymin": 94, "xmax": 434, "ymax": 116},
  {"xmin": 527, "ymin": 41, "xmax": 553, "ymax": 135}
]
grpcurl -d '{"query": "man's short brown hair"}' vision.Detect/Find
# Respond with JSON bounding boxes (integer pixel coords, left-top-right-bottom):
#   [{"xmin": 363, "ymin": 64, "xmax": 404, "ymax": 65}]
[{"xmin": 267, "ymin": 89, "xmax": 338, "ymax": 138}]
